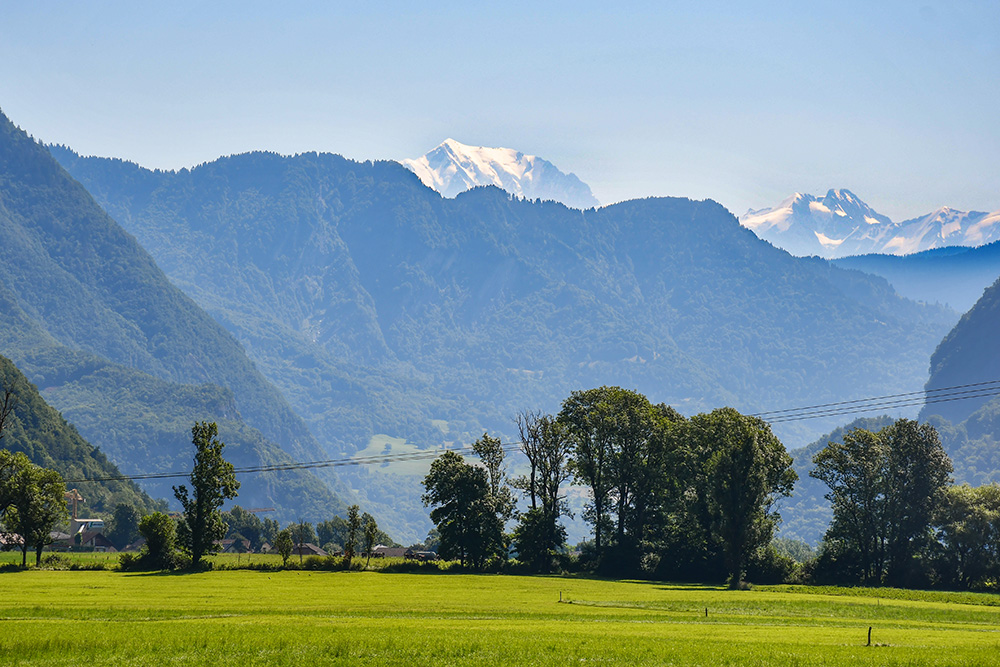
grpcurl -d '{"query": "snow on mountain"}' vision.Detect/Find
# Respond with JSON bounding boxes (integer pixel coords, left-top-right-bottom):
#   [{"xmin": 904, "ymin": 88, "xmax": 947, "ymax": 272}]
[
  {"xmin": 741, "ymin": 190, "xmax": 1000, "ymax": 258},
  {"xmin": 400, "ymin": 138, "xmax": 600, "ymax": 209}
]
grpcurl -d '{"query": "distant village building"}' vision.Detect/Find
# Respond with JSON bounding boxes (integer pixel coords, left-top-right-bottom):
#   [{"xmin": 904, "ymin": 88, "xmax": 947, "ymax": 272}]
[
  {"xmin": 291, "ymin": 543, "xmax": 327, "ymax": 557},
  {"xmin": 371, "ymin": 545, "xmax": 438, "ymax": 560}
]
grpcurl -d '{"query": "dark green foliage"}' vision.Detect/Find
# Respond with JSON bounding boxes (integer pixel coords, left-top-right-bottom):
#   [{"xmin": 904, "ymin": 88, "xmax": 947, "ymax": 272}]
[
  {"xmin": 363, "ymin": 512, "xmax": 378, "ymax": 567},
  {"xmin": 0, "ymin": 354, "xmax": 154, "ymax": 515},
  {"xmin": 106, "ymin": 503, "xmax": 142, "ymax": 550},
  {"xmin": 222, "ymin": 506, "xmax": 267, "ymax": 551},
  {"xmin": 560, "ymin": 387, "xmax": 668, "ymax": 572},
  {"xmin": 274, "ymin": 528, "xmax": 293, "ymax": 566},
  {"xmin": 2, "ymin": 454, "xmax": 67, "ymax": 566},
  {"xmin": 934, "ymin": 483, "xmax": 1000, "ymax": 589},
  {"xmin": 123, "ymin": 511, "xmax": 180, "ymax": 570},
  {"xmin": 779, "ymin": 416, "xmax": 897, "ymax": 546},
  {"xmin": 422, "ymin": 451, "xmax": 504, "ymax": 569},
  {"xmin": 512, "ymin": 412, "xmax": 572, "ymax": 572},
  {"xmin": 344, "ymin": 505, "xmax": 360, "ymax": 565},
  {"xmin": 51, "ymin": 143, "xmax": 955, "ymax": 541},
  {"xmin": 0, "ymin": 111, "xmax": 349, "ymax": 524},
  {"xmin": 690, "ymin": 408, "xmax": 797, "ymax": 587},
  {"xmin": 174, "ymin": 422, "xmax": 241, "ymax": 567},
  {"xmin": 810, "ymin": 419, "xmax": 953, "ymax": 587}
]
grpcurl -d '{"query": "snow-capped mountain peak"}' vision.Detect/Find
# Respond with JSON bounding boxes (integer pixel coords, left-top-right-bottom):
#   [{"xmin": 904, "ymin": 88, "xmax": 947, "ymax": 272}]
[
  {"xmin": 740, "ymin": 190, "xmax": 1000, "ymax": 258},
  {"xmin": 400, "ymin": 139, "xmax": 600, "ymax": 209}
]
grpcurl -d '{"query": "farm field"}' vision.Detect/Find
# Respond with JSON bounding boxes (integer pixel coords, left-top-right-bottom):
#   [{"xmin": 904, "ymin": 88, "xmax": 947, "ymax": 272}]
[{"xmin": 1, "ymin": 568, "xmax": 1000, "ymax": 665}]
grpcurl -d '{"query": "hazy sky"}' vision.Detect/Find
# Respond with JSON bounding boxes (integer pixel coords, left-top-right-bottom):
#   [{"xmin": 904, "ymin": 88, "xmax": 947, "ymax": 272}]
[{"xmin": 2, "ymin": 1, "xmax": 997, "ymax": 220}]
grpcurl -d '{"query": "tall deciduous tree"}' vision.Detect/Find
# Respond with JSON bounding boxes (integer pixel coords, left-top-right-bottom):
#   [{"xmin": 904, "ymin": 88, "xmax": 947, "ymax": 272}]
[
  {"xmin": 363, "ymin": 512, "xmax": 378, "ymax": 568},
  {"xmin": 560, "ymin": 386, "xmax": 663, "ymax": 569},
  {"xmin": 344, "ymin": 505, "xmax": 361, "ymax": 566},
  {"xmin": 811, "ymin": 428, "xmax": 887, "ymax": 584},
  {"xmin": 881, "ymin": 419, "xmax": 953, "ymax": 586},
  {"xmin": 513, "ymin": 413, "xmax": 572, "ymax": 572},
  {"xmin": 173, "ymin": 421, "xmax": 240, "ymax": 568},
  {"xmin": 935, "ymin": 483, "xmax": 1000, "ymax": 589},
  {"xmin": 691, "ymin": 408, "xmax": 796, "ymax": 588},
  {"xmin": 422, "ymin": 450, "xmax": 500, "ymax": 569},
  {"xmin": 812, "ymin": 419, "xmax": 951, "ymax": 586}
]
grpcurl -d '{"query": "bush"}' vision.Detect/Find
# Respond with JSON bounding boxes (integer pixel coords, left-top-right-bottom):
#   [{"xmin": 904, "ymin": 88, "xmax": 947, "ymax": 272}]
[
  {"xmin": 746, "ymin": 545, "xmax": 798, "ymax": 585},
  {"xmin": 40, "ymin": 554, "xmax": 72, "ymax": 570}
]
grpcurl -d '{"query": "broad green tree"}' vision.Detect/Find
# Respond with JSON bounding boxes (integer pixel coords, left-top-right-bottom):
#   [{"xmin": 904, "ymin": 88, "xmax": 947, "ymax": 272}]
[
  {"xmin": 560, "ymin": 386, "xmax": 664, "ymax": 569},
  {"xmin": 5, "ymin": 461, "xmax": 67, "ymax": 567},
  {"xmin": 173, "ymin": 421, "xmax": 240, "ymax": 568},
  {"xmin": 935, "ymin": 483, "xmax": 1000, "ymax": 589},
  {"xmin": 0, "ymin": 449, "xmax": 31, "ymax": 522},
  {"xmin": 691, "ymin": 407, "xmax": 796, "ymax": 588},
  {"xmin": 138, "ymin": 511, "xmax": 178, "ymax": 569},
  {"xmin": 811, "ymin": 428, "xmax": 887, "ymax": 585},
  {"xmin": 881, "ymin": 419, "xmax": 953, "ymax": 586},
  {"xmin": 812, "ymin": 419, "xmax": 952, "ymax": 586},
  {"xmin": 422, "ymin": 450, "xmax": 500, "ymax": 569}
]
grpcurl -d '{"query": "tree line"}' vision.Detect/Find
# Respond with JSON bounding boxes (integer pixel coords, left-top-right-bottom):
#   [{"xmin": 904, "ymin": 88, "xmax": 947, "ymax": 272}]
[
  {"xmin": 423, "ymin": 386, "xmax": 1000, "ymax": 591},
  {"xmin": 423, "ymin": 386, "xmax": 797, "ymax": 587},
  {"xmin": 1, "ymin": 421, "xmax": 393, "ymax": 572}
]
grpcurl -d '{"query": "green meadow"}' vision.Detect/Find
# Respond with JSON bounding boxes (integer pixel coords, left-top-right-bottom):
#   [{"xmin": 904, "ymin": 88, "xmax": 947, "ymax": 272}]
[{"xmin": 2, "ymin": 566, "xmax": 1000, "ymax": 665}]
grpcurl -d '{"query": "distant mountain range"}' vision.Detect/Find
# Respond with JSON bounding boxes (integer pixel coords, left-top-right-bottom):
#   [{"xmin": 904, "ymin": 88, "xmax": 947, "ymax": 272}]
[
  {"xmin": 741, "ymin": 189, "xmax": 1000, "ymax": 259},
  {"xmin": 400, "ymin": 138, "xmax": 600, "ymax": 209},
  {"xmin": 833, "ymin": 241, "xmax": 1000, "ymax": 312}
]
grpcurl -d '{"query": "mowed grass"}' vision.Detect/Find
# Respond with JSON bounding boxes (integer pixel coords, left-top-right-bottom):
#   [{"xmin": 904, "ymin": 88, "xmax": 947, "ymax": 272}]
[{"xmin": 2, "ymin": 569, "xmax": 1000, "ymax": 665}]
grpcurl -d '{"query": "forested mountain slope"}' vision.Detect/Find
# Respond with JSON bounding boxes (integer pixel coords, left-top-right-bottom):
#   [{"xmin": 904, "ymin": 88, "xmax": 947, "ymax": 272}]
[
  {"xmin": 919, "ymin": 277, "xmax": 1000, "ymax": 485},
  {"xmin": 53, "ymin": 147, "xmax": 956, "ymax": 458},
  {"xmin": 0, "ymin": 110, "xmax": 348, "ymax": 524},
  {"xmin": 0, "ymin": 353, "xmax": 156, "ymax": 516}
]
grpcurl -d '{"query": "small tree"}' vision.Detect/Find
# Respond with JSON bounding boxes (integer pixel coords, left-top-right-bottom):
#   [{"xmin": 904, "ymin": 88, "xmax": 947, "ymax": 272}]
[
  {"xmin": 7, "ymin": 463, "xmax": 67, "ymax": 567},
  {"xmin": 107, "ymin": 503, "xmax": 143, "ymax": 551},
  {"xmin": 344, "ymin": 505, "xmax": 361, "ymax": 567},
  {"xmin": 275, "ymin": 528, "xmax": 293, "ymax": 566},
  {"xmin": 363, "ymin": 512, "xmax": 378, "ymax": 568},
  {"xmin": 173, "ymin": 422, "xmax": 240, "ymax": 568},
  {"xmin": 291, "ymin": 520, "xmax": 315, "ymax": 564},
  {"xmin": 138, "ymin": 512, "xmax": 178, "ymax": 570}
]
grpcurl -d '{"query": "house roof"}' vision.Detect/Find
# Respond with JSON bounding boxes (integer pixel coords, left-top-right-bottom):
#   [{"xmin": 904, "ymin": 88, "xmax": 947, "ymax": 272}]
[{"xmin": 291, "ymin": 543, "xmax": 327, "ymax": 556}]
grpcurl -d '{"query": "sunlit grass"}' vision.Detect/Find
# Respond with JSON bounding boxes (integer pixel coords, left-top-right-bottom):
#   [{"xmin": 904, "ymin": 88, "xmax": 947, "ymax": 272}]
[{"xmin": 2, "ymin": 569, "xmax": 999, "ymax": 665}]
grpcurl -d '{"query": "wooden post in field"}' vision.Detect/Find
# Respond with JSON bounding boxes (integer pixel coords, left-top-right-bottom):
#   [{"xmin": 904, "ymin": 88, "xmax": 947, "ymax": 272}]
[
  {"xmin": 867, "ymin": 627, "xmax": 872, "ymax": 646},
  {"xmin": 705, "ymin": 607, "xmax": 708, "ymax": 617},
  {"xmin": 559, "ymin": 591, "xmax": 562, "ymax": 603}
]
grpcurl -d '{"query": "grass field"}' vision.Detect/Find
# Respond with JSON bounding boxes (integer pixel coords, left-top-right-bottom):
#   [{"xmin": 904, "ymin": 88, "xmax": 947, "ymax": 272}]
[{"xmin": 2, "ymin": 564, "xmax": 1000, "ymax": 665}]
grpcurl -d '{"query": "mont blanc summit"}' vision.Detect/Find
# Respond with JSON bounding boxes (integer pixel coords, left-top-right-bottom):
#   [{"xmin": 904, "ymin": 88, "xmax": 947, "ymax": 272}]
[{"xmin": 401, "ymin": 138, "xmax": 600, "ymax": 209}]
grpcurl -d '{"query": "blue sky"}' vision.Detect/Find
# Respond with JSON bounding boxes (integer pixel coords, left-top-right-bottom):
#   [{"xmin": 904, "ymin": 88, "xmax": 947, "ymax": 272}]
[{"xmin": 2, "ymin": 1, "xmax": 997, "ymax": 219}]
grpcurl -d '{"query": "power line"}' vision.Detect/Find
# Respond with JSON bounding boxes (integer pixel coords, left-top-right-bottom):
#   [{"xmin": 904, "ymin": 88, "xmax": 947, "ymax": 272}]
[{"xmin": 63, "ymin": 378, "xmax": 1000, "ymax": 485}]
